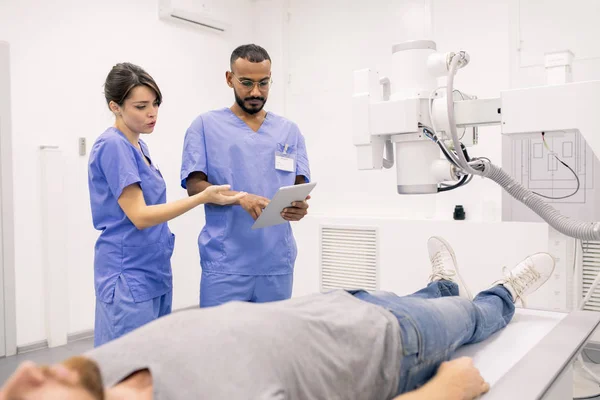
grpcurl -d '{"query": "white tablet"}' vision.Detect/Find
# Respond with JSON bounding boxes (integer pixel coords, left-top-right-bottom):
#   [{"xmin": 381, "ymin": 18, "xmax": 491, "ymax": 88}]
[{"xmin": 251, "ymin": 182, "xmax": 317, "ymax": 230}]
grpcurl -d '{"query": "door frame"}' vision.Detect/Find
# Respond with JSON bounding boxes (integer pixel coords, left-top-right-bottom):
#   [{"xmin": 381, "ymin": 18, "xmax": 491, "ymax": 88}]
[{"xmin": 0, "ymin": 41, "xmax": 18, "ymax": 357}]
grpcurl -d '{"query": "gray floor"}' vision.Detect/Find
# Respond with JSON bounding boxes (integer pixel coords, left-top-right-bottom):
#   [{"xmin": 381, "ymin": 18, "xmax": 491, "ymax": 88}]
[{"xmin": 0, "ymin": 338, "xmax": 93, "ymax": 384}]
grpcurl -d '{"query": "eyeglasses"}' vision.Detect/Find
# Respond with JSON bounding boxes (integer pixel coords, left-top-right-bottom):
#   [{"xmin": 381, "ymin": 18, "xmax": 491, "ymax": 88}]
[{"xmin": 231, "ymin": 73, "xmax": 272, "ymax": 91}]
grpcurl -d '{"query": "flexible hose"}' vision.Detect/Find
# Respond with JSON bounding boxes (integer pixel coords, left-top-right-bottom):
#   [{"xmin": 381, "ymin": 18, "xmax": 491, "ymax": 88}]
[
  {"xmin": 443, "ymin": 51, "xmax": 600, "ymax": 239},
  {"xmin": 429, "ymin": 88, "xmax": 462, "ymax": 167},
  {"xmin": 480, "ymin": 162, "xmax": 600, "ymax": 240},
  {"xmin": 447, "ymin": 54, "xmax": 479, "ymax": 175}
]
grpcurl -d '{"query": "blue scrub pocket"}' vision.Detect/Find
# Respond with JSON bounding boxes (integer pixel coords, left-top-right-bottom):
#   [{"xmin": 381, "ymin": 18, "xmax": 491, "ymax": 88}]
[
  {"xmin": 165, "ymin": 233, "xmax": 175, "ymax": 260},
  {"xmin": 122, "ymin": 242, "xmax": 167, "ymax": 271},
  {"xmin": 276, "ymin": 143, "xmax": 296, "ymax": 155},
  {"xmin": 121, "ymin": 238, "xmax": 173, "ymax": 302}
]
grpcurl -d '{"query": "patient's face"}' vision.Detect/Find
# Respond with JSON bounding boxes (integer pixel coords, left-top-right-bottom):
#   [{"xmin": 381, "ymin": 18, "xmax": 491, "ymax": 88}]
[{"xmin": 0, "ymin": 357, "xmax": 104, "ymax": 400}]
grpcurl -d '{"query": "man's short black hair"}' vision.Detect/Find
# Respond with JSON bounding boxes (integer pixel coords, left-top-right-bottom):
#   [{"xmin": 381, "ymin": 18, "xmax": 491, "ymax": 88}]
[{"xmin": 230, "ymin": 44, "xmax": 271, "ymax": 69}]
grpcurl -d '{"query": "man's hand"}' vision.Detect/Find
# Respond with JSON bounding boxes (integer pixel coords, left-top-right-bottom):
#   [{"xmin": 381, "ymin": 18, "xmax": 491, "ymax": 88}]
[
  {"xmin": 239, "ymin": 194, "xmax": 270, "ymax": 220},
  {"xmin": 281, "ymin": 195, "xmax": 310, "ymax": 222},
  {"xmin": 393, "ymin": 357, "xmax": 488, "ymax": 400},
  {"xmin": 430, "ymin": 358, "xmax": 489, "ymax": 400}
]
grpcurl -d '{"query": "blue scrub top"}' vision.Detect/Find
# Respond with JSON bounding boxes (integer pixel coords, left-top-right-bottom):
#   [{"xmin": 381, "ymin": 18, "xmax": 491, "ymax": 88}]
[
  {"xmin": 88, "ymin": 127, "xmax": 173, "ymax": 303},
  {"xmin": 180, "ymin": 108, "xmax": 311, "ymax": 275}
]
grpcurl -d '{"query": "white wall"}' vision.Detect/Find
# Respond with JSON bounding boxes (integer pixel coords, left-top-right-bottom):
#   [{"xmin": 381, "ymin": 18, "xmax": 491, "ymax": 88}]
[
  {"xmin": 251, "ymin": 0, "xmax": 289, "ymax": 116},
  {"xmin": 282, "ymin": 0, "xmax": 511, "ymax": 222},
  {"xmin": 281, "ymin": 0, "xmax": 514, "ymax": 299},
  {"xmin": 503, "ymin": 0, "xmax": 600, "ymax": 223},
  {"xmin": 0, "ymin": 0, "xmax": 257, "ymax": 346},
  {"xmin": 509, "ymin": 0, "xmax": 600, "ymax": 89},
  {"xmin": 292, "ymin": 216, "xmax": 557, "ymax": 310},
  {"xmin": 285, "ymin": 0, "xmax": 597, "ymax": 314}
]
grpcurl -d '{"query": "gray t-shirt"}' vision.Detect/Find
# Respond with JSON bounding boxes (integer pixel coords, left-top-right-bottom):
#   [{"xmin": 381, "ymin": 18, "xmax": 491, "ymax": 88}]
[{"xmin": 87, "ymin": 291, "xmax": 401, "ymax": 399}]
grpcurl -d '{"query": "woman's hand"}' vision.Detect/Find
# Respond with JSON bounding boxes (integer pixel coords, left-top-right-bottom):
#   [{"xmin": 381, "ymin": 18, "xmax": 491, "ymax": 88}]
[{"xmin": 200, "ymin": 185, "xmax": 247, "ymax": 206}]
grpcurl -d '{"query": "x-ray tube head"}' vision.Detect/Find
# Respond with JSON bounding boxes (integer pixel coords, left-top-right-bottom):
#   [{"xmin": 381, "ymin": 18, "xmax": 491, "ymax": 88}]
[{"xmin": 394, "ymin": 139, "xmax": 456, "ymax": 194}]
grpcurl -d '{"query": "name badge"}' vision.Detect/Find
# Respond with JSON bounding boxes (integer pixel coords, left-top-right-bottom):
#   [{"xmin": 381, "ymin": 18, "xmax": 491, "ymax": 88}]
[{"xmin": 275, "ymin": 154, "xmax": 295, "ymax": 172}]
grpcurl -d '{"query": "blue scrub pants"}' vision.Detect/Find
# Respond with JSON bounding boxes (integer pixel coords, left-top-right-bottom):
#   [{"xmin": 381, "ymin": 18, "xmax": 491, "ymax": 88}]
[
  {"xmin": 94, "ymin": 275, "xmax": 172, "ymax": 347},
  {"xmin": 200, "ymin": 271, "xmax": 293, "ymax": 308},
  {"xmin": 352, "ymin": 281, "xmax": 515, "ymax": 395}
]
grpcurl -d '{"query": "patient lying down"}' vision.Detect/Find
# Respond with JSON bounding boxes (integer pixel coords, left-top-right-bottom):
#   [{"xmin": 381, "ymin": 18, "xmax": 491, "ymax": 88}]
[{"xmin": 0, "ymin": 236, "xmax": 554, "ymax": 400}]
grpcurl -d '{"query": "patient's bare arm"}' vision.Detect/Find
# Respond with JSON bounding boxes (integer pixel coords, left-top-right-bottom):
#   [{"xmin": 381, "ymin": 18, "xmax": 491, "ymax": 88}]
[{"xmin": 393, "ymin": 357, "xmax": 489, "ymax": 400}]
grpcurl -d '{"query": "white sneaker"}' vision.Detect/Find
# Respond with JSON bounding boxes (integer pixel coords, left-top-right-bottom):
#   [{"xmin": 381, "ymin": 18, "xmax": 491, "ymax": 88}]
[
  {"xmin": 428, "ymin": 236, "xmax": 472, "ymax": 300},
  {"xmin": 496, "ymin": 253, "xmax": 555, "ymax": 307}
]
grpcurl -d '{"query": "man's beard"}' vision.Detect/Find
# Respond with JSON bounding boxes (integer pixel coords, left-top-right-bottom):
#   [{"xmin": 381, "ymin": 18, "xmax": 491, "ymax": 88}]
[
  {"xmin": 234, "ymin": 91, "xmax": 266, "ymax": 115},
  {"xmin": 62, "ymin": 356, "xmax": 105, "ymax": 400}
]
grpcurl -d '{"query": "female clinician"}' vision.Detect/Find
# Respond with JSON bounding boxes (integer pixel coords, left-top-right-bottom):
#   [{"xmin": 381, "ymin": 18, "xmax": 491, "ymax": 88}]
[{"xmin": 88, "ymin": 63, "xmax": 246, "ymax": 347}]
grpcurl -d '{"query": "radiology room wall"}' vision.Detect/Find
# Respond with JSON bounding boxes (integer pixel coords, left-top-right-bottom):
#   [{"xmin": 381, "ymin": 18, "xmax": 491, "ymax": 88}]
[
  {"xmin": 3, "ymin": 0, "xmax": 600, "ymax": 348},
  {"xmin": 283, "ymin": 0, "xmax": 510, "ymax": 223},
  {"xmin": 0, "ymin": 0, "xmax": 260, "ymax": 346},
  {"xmin": 283, "ymin": 0, "xmax": 513, "ymax": 297},
  {"xmin": 282, "ymin": 0, "xmax": 600, "ymax": 226},
  {"xmin": 287, "ymin": 0, "xmax": 600, "ymax": 312}
]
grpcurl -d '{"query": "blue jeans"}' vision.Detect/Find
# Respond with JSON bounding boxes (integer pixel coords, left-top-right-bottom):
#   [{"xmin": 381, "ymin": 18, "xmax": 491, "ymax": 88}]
[{"xmin": 352, "ymin": 281, "xmax": 514, "ymax": 395}]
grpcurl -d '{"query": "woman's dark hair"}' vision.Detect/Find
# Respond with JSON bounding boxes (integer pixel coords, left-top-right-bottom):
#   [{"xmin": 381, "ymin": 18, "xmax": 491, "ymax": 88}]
[{"xmin": 104, "ymin": 62, "xmax": 162, "ymax": 110}]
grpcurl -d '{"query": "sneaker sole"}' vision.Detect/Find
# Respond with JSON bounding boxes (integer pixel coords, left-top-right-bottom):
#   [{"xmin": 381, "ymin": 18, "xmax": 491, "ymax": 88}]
[{"xmin": 431, "ymin": 236, "xmax": 473, "ymax": 300}]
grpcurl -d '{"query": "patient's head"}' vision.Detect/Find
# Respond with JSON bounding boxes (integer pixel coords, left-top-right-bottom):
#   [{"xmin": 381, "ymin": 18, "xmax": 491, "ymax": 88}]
[{"xmin": 0, "ymin": 356, "xmax": 104, "ymax": 400}]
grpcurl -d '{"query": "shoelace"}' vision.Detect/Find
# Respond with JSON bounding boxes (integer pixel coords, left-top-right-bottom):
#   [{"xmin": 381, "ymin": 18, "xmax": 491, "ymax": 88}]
[
  {"xmin": 502, "ymin": 261, "xmax": 541, "ymax": 307},
  {"xmin": 429, "ymin": 251, "xmax": 456, "ymax": 282}
]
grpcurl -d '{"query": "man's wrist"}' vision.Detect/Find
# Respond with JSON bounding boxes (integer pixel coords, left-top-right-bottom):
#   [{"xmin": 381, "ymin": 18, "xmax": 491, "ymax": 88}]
[{"xmin": 411, "ymin": 378, "xmax": 448, "ymax": 400}]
